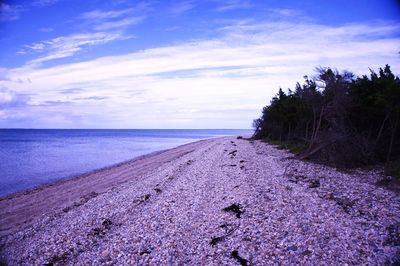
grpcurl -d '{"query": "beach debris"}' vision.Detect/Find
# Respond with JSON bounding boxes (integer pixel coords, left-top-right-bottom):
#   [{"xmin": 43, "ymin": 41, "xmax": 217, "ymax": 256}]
[
  {"xmin": 231, "ymin": 250, "xmax": 248, "ymax": 266},
  {"xmin": 139, "ymin": 250, "xmax": 151, "ymax": 256},
  {"xmin": 88, "ymin": 218, "xmax": 113, "ymax": 237},
  {"xmin": 333, "ymin": 197, "xmax": 354, "ymax": 213},
  {"xmin": 102, "ymin": 218, "xmax": 112, "ymax": 228},
  {"xmin": 143, "ymin": 194, "xmax": 151, "ymax": 201},
  {"xmin": 229, "ymin": 150, "xmax": 237, "ymax": 155},
  {"xmin": 223, "ymin": 203, "xmax": 244, "ymax": 218},
  {"xmin": 154, "ymin": 188, "xmax": 162, "ymax": 193},
  {"xmin": 309, "ymin": 179, "xmax": 320, "ymax": 188},
  {"xmin": 287, "ymin": 174, "xmax": 308, "ymax": 184},
  {"xmin": 44, "ymin": 252, "xmax": 69, "ymax": 266},
  {"xmin": 210, "ymin": 223, "xmax": 238, "ymax": 247},
  {"xmin": 210, "ymin": 236, "xmax": 224, "ymax": 246},
  {"xmin": 239, "ymin": 160, "xmax": 245, "ymax": 163},
  {"xmin": 228, "ymin": 149, "xmax": 238, "ymax": 158},
  {"xmin": 3, "ymin": 137, "xmax": 400, "ymax": 265},
  {"xmin": 230, "ymin": 164, "xmax": 237, "ymax": 167},
  {"xmin": 285, "ymin": 185, "xmax": 293, "ymax": 191},
  {"xmin": 302, "ymin": 249, "xmax": 312, "ymax": 256},
  {"xmin": 62, "ymin": 191, "xmax": 99, "ymax": 213},
  {"xmin": 133, "ymin": 193, "xmax": 151, "ymax": 206},
  {"xmin": 385, "ymin": 223, "xmax": 400, "ymax": 246},
  {"xmin": 101, "ymin": 249, "xmax": 111, "ymax": 260}
]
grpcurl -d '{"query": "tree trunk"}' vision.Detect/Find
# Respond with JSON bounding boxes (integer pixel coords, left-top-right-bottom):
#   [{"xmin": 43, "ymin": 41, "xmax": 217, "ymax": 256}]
[
  {"xmin": 386, "ymin": 113, "xmax": 399, "ymax": 164},
  {"xmin": 374, "ymin": 112, "xmax": 390, "ymax": 154},
  {"xmin": 309, "ymin": 106, "xmax": 324, "ymax": 150}
]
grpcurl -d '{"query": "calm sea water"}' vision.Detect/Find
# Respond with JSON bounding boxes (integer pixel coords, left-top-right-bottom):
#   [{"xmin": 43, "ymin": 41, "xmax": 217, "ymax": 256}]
[{"xmin": 0, "ymin": 129, "xmax": 252, "ymax": 197}]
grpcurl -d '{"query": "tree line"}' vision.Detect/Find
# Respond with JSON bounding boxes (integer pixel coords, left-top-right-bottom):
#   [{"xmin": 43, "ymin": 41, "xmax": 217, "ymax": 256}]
[{"xmin": 253, "ymin": 65, "xmax": 400, "ymax": 168}]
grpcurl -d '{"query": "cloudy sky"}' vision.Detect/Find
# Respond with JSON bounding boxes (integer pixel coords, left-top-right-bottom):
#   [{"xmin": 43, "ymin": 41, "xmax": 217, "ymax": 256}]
[{"xmin": 0, "ymin": 0, "xmax": 399, "ymax": 129}]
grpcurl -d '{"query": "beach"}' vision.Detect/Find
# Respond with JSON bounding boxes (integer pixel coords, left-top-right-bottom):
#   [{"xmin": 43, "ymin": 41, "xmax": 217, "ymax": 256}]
[{"xmin": 0, "ymin": 136, "xmax": 399, "ymax": 265}]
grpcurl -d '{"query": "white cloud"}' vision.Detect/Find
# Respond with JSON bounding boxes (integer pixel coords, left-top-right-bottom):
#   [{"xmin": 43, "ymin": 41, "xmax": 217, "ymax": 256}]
[
  {"xmin": 79, "ymin": 8, "xmax": 135, "ymax": 20},
  {"xmin": 0, "ymin": 3, "xmax": 23, "ymax": 22},
  {"xmin": 19, "ymin": 32, "xmax": 125, "ymax": 65},
  {"xmin": 215, "ymin": 0, "xmax": 252, "ymax": 12},
  {"xmin": 169, "ymin": 0, "xmax": 196, "ymax": 15},
  {"xmin": 268, "ymin": 8, "xmax": 299, "ymax": 17},
  {"xmin": 0, "ymin": 87, "xmax": 29, "ymax": 108},
  {"xmin": 39, "ymin": 27, "xmax": 54, "ymax": 32},
  {"xmin": 32, "ymin": 0, "xmax": 61, "ymax": 7},
  {"xmin": 18, "ymin": 5, "xmax": 149, "ymax": 66},
  {"xmin": 2, "ymin": 19, "xmax": 400, "ymax": 128},
  {"xmin": 77, "ymin": 5, "xmax": 150, "ymax": 31},
  {"xmin": 94, "ymin": 16, "xmax": 145, "ymax": 31}
]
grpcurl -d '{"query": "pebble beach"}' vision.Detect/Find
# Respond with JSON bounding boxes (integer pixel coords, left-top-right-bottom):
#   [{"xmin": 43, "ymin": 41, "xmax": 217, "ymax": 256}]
[{"xmin": 1, "ymin": 137, "xmax": 399, "ymax": 265}]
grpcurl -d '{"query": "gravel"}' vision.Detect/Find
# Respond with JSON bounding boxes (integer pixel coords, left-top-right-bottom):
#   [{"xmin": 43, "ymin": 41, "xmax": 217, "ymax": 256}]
[{"xmin": 1, "ymin": 136, "xmax": 399, "ymax": 265}]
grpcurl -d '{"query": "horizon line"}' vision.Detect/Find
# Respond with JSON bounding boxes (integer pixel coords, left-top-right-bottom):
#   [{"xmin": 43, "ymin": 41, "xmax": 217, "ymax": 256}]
[{"xmin": 0, "ymin": 128, "xmax": 253, "ymax": 130}]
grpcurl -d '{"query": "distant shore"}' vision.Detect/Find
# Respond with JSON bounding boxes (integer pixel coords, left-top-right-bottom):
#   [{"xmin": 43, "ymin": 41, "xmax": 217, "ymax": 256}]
[{"xmin": 1, "ymin": 136, "xmax": 399, "ymax": 265}]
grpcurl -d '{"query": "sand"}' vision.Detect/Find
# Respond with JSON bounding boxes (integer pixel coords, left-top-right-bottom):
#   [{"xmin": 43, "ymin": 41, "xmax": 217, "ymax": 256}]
[{"xmin": 0, "ymin": 136, "xmax": 399, "ymax": 265}]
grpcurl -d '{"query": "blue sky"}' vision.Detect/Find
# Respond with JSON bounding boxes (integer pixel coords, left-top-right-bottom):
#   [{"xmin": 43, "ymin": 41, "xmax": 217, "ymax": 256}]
[{"xmin": 0, "ymin": 0, "xmax": 399, "ymax": 129}]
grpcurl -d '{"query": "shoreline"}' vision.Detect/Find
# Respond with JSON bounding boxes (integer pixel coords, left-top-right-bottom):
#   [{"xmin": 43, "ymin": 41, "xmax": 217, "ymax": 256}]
[
  {"xmin": 0, "ymin": 137, "xmax": 212, "ymax": 237},
  {"xmin": 0, "ymin": 150, "xmax": 164, "ymax": 201},
  {"xmin": 1, "ymin": 136, "xmax": 399, "ymax": 265},
  {"xmin": 0, "ymin": 137, "xmax": 216, "ymax": 201},
  {"xmin": 0, "ymin": 145, "xmax": 181, "ymax": 201}
]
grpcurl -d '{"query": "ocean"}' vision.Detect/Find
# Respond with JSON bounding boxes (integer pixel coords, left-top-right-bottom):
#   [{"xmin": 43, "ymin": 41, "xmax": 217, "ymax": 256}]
[{"xmin": 0, "ymin": 129, "xmax": 252, "ymax": 197}]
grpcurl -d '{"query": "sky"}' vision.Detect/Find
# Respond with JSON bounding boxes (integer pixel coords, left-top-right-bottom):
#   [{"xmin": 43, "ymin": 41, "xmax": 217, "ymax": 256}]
[{"xmin": 0, "ymin": 0, "xmax": 399, "ymax": 129}]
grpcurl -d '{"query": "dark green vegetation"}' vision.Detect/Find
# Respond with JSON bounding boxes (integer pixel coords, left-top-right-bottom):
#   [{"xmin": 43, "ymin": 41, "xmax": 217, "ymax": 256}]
[{"xmin": 253, "ymin": 65, "xmax": 400, "ymax": 175}]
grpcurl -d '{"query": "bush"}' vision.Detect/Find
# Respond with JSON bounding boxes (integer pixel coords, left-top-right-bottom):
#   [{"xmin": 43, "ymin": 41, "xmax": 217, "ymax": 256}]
[
  {"xmin": 253, "ymin": 65, "xmax": 400, "ymax": 168},
  {"xmin": 385, "ymin": 159, "xmax": 400, "ymax": 179}
]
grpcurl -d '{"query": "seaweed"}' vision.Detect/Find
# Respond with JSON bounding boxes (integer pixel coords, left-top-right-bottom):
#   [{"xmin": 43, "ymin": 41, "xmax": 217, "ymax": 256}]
[
  {"xmin": 88, "ymin": 218, "xmax": 113, "ymax": 237},
  {"xmin": 210, "ymin": 236, "xmax": 224, "ymax": 246},
  {"xmin": 140, "ymin": 194, "xmax": 151, "ymax": 202},
  {"xmin": 44, "ymin": 252, "xmax": 69, "ymax": 266},
  {"xmin": 62, "ymin": 191, "xmax": 99, "ymax": 213},
  {"xmin": 231, "ymin": 250, "xmax": 248, "ymax": 266},
  {"xmin": 210, "ymin": 223, "xmax": 238, "ymax": 247},
  {"xmin": 309, "ymin": 179, "xmax": 320, "ymax": 188},
  {"xmin": 223, "ymin": 204, "xmax": 244, "ymax": 218},
  {"xmin": 139, "ymin": 250, "xmax": 151, "ymax": 256}
]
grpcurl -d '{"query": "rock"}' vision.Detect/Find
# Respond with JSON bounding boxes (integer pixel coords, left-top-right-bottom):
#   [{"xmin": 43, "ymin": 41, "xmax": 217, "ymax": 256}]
[
  {"xmin": 101, "ymin": 249, "xmax": 110, "ymax": 260},
  {"xmin": 309, "ymin": 179, "xmax": 320, "ymax": 188},
  {"xmin": 302, "ymin": 249, "xmax": 312, "ymax": 256}
]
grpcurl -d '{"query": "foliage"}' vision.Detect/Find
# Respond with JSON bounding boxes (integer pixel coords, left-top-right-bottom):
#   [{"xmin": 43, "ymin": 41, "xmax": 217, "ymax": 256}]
[
  {"xmin": 385, "ymin": 159, "xmax": 400, "ymax": 179},
  {"xmin": 253, "ymin": 65, "xmax": 400, "ymax": 167},
  {"xmin": 261, "ymin": 138, "xmax": 306, "ymax": 154}
]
